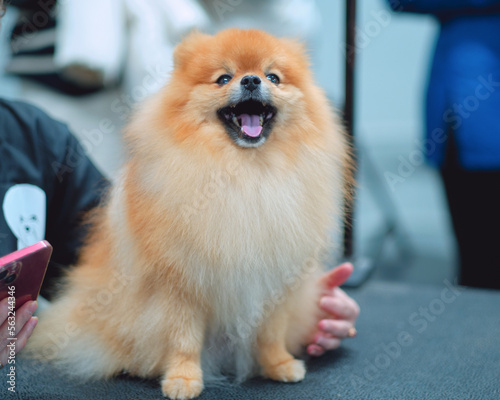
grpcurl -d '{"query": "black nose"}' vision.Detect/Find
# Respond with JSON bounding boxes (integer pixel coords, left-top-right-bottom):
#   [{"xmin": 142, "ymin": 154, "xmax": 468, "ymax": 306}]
[{"xmin": 241, "ymin": 75, "xmax": 261, "ymax": 91}]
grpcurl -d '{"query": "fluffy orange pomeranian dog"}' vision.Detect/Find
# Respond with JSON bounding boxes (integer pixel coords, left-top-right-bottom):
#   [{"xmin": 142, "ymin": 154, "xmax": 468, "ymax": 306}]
[{"xmin": 27, "ymin": 29, "xmax": 351, "ymax": 399}]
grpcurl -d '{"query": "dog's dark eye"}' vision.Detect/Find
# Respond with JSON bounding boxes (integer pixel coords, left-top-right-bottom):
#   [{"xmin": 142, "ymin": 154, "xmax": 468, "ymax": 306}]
[
  {"xmin": 216, "ymin": 75, "xmax": 232, "ymax": 86},
  {"xmin": 266, "ymin": 74, "xmax": 280, "ymax": 85}
]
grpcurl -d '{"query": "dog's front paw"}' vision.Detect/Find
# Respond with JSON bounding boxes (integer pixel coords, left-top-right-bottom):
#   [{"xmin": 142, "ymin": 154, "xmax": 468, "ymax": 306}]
[
  {"xmin": 264, "ymin": 358, "xmax": 306, "ymax": 383},
  {"xmin": 161, "ymin": 376, "xmax": 203, "ymax": 399}
]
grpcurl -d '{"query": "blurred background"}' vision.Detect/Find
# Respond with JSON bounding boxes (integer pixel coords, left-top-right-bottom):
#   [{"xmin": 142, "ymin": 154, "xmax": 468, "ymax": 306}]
[{"xmin": 0, "ymin": 0, "xmax": 456, "ymax": 286}]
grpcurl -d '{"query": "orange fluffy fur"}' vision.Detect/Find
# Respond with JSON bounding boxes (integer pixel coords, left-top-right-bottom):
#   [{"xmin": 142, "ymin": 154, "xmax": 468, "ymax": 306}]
[{"xmin": 26, "ymin": 29, "xmax": 352, "ymax": 399}]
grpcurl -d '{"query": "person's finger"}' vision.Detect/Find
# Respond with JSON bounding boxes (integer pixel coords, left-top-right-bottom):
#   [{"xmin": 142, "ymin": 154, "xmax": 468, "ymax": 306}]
[
  {"xmin": 0, "ymin": 317, "xmax": 38, "ymax": 368},
  {"xmin": 15, "ymin": 301, "xmax": 38, "ymax": 334},
  {"xmin": 314, "ymin": 334, "xmax": 341, "ymax": 351},
  {"xmin": 0, "ymin": 297, "xmax": 9, "ymax": 323},
  {"xmin": 0, "ymin": 298, "xmax": 14, "ymax": 349},
  {"xmin": 319, "ymin": 296, "xmax": 360, "ymax": 321},
  {"xmin": 12, "ymin": 316, "xmax": 38, "ymax": 354},
  {"xmin": 307, "ymin": 344, "xmax": 325, "ymax": 357},
  {"xmin": 318, "ymin": 263, "xmax": 353, "ymax": 289},
  {"xmin": 0, "ymin": 301, "xmax": 38, "ymax": 349},
  {"xmin": 318, "ymin": 319, "xmax": 357, "ymax": 338},
  {"xmin": 0, "ymin": 335, "xmax": 13, "ymax": 368},
  {"xmin": 331, "ymin": 286, "xmax": 351, "ymax": 300}
]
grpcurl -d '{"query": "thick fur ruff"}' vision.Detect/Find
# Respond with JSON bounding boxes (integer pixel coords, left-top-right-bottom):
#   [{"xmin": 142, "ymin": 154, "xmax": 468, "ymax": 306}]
[{"xmin": 26, "ymin": 29, "xmax": 352, "ymax": 399}]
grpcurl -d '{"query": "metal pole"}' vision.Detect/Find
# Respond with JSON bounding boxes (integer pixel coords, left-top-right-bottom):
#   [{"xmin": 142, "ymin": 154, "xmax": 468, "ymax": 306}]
[{"xmin": 343, "ymin": 0, "xmax": 356, "ymax": 258}]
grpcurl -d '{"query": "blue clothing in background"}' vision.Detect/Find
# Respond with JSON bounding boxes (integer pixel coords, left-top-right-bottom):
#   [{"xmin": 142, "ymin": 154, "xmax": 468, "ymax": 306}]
[{"xmin": 390, "ymin": 0, "xmax": 500, "ymax": 170}]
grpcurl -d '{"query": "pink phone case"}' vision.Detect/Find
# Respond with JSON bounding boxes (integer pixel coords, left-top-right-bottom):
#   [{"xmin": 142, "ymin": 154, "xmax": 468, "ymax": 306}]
[{"xmin": 0, "ymin": 240, "xmax": 52, "ymax": 309}]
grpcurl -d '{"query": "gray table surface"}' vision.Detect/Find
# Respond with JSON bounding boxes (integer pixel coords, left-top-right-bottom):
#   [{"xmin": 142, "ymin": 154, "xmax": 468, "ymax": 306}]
[{"xmin": 2, "ymin": 280, "xmax": 499, "ymax": 400}]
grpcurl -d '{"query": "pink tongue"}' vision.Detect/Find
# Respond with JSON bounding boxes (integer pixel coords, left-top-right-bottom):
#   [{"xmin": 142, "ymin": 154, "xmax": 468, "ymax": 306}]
[{"xmin": 240, "ymin": 114, "xmax": 262, "ymax": 137}]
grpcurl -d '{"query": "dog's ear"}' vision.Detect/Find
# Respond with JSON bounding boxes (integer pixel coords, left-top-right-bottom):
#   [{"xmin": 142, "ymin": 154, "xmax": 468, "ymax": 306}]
[{"xmin": 173, "ymin": 30, "xmax": 211, "ymax": 69}]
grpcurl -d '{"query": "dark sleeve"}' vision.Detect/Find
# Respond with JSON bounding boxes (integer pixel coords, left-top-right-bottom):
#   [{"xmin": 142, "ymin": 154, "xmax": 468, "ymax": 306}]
[
  {"xmin": 389, "ymin": 0, "xmax": 500, "ymax": 14},
  {"xmin": 44, "ymin": 132, "xmax": 109, "ymax": 265},
  {"xmin": 0, "ymin": 99, "xmax": 110, "ymax": 298}
]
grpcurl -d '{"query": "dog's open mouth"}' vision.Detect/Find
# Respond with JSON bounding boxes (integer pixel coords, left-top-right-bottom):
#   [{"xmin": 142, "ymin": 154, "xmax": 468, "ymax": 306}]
[{"xmin": 218, "ymin": 100, "xmax": 277, "ymax": 146}]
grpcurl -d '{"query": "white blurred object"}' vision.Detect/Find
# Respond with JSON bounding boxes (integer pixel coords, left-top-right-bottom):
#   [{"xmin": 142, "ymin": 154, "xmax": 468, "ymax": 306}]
[
  {"xmin": 122, "ymin": 0, "xmax": 210, "ymax": 99},
  {"xmin": 54, "ymin": 0, "xmax": 126, "ymax": 87},
  {"xmin": 201, "ymin": 0, "xmax": 321, "ymax": 42},
  {"xmin": 156, "ymin": 0, "xmax": 211, "ymax": 41},
  {"xmin": 51, "ymin": 0, "xmax": 210, "ymax": 95}
]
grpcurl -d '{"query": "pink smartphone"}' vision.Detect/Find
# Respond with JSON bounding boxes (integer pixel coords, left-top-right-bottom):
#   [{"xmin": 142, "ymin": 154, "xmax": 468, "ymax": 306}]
[{"xmin": 0, "ymin": 240, "xmax": 52, "ymax": 309}]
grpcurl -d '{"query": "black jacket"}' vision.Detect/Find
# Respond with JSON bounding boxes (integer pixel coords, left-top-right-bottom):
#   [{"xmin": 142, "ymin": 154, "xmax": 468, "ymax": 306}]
[{"xmin": 0, "ymin": 99, "xmax": 109, "ymax": 298}]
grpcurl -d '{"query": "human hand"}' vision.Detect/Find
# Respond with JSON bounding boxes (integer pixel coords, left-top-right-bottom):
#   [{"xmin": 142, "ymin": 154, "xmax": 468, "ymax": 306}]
[
  {"xmin": 0, "ymin": 298, "xmax": 38, "ymax": 369},
  {"xmin": 307, "ymin": 263, "xmax": 360, "ymax": 356}
]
